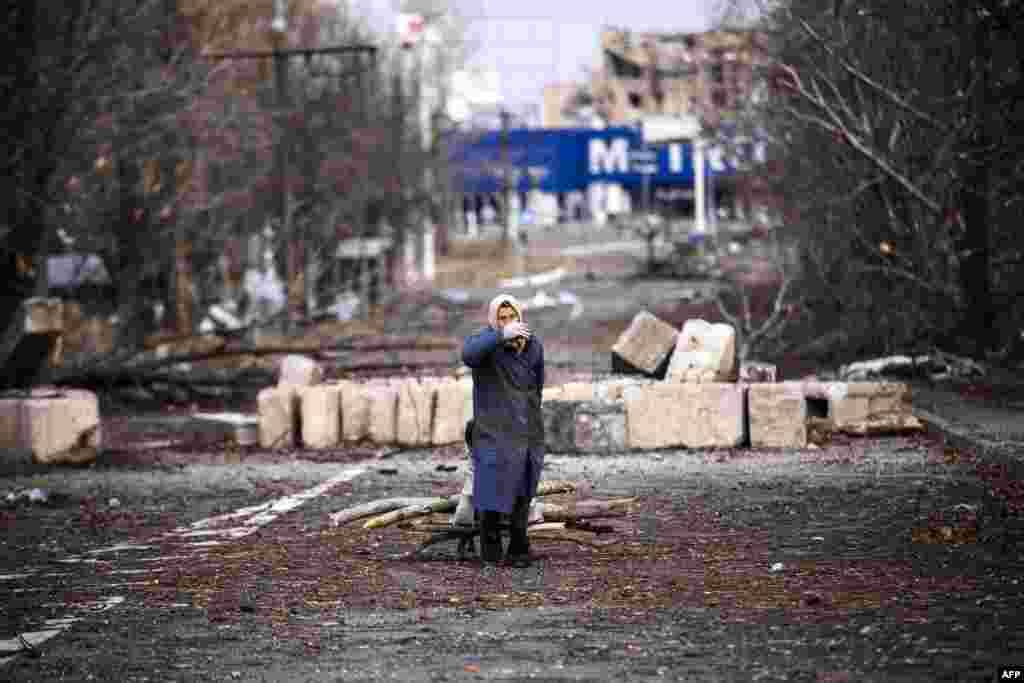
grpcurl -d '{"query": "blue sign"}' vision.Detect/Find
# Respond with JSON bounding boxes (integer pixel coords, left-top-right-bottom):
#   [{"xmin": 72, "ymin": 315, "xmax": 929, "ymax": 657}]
[{"xmin": 445, "ymin": 126, "xmax": 764, "ymax": 195}]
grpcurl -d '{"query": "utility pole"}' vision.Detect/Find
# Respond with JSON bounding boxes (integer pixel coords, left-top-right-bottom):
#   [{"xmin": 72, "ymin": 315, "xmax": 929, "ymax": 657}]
[{"xmin": 500, "ymin": 108, "xmax": 512, "ymax": 247}]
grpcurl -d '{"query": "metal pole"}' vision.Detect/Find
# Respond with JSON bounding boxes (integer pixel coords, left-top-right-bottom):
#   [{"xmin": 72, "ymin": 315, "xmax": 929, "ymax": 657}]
[
  {"xmin": 273, "ymin": 43, "xmax": 295, "ymax": 330},
  {"xmin": 500, "ymin": 108, "xmax": 511, "ymax": 246}
]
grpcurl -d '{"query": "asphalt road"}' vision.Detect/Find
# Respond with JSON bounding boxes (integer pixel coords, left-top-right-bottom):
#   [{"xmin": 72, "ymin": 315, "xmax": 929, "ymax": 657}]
[{"xmin": 3, "ymin": 427, "xmax": 1023, "ymax": 681}]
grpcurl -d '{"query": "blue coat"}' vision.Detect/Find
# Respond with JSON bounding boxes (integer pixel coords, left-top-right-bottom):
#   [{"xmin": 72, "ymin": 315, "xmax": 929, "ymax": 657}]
[{"xmin": 462, "ymin": 327, "xmax": 545, "ymax": 514}]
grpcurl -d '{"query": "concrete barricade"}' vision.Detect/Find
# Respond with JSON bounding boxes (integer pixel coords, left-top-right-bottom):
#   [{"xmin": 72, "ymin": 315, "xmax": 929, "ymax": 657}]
[
  {"xmin": 278, "ymin": 355, "xmax": 323, "ymax": 387},
  {"xmin": 397, "ymin": 377, "xmax": 438, "ymax": 447},
  {"xmin": 365, "ymin": 379, "xmax": 400, "ymax": 445},
  {"xmin": 339, "ymin": 380, "xmax": 369, "ymax": 443},
  {"xmin": 432, "ymin": 378, "xmax": 472, "ymax": 446},
  {"xmin": 0, "ymin": 388, "xmax": 100, "ymax": 465},
  {"xmin": 666, "ymin": 319, "xmax": 738, "ymax": 383},
  {"xmin": 624, "ymin": 382, "xmax": 746, "ymax": 449},
  {"xmin": 748, "ymin": 382, "xmax": 807, "ymax": 448},
  {"xmin": 611, "ymin": 311, "xmax": 679, "ymax": 378},
  {"xmin": 298, "ymin": 384, "xmax": 343, "ymax": 449},
  {"xmin": 258, "ymin": 386, "xmax": 298, "ymax": 449},
  {"xmin": 802, "ymin": 381, "xmax": 922, "ymax": 435}
]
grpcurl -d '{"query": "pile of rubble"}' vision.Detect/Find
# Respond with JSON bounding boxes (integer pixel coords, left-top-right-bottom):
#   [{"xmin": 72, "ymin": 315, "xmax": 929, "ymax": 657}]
[{"xmin": 258, "ymin": 311, "xmax": 924, "ymax": 452}]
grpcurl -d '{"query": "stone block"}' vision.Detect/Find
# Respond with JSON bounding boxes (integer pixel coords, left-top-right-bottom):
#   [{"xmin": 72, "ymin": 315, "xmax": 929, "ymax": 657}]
[
  {"xmin": 278, "ymin": 354, "xmax": 323, "ymax": 387},
  {"xmin": 740, "ymin": 361, "xmax": 778, "ymax": 383},
  {"xmin": 365, "ymin": 379, "xmax": 399, "ymax": 444},
  {"xmin": 543, "ymin": 400, "xmax": 580, "ymax": 452},
  {"xmin": 611, "ymin": 311, "xmax": 679, "ymax": 378},
  {"xmin": 800, "ymin": 381, "xmax": 921, "ymax": 435},
  {"xmin": 748, "ymin": 382, "xmax": 807, "ymax": 448},
  {"xmin": 339, "ymin": 381, "xmax": 369, "ymax": 443},
  {"xmin": 258, "ymin": 386, "xmax": 298, "ymax": 448},
  {"xmin": 624, "ymin": 383, "xmax": 746, "ymax": 449},
  {"xmin": 298, "ymin": 384, "xmax": 343, "ymax": 449},
  {"xmin": 397, "ymin": 377, "xmax": 436, "ymax": 447},
  {"xmin": 432, "ymin": 378, "xmax": 473, "ymax": 446},
  {"xmin": 595, "ymin": 378, "xmax": 653, "ymax": 402},
  {"xmin": 0, "ymin": 388, "xmax": 101, "ymax": 465},
  {"xmin": 24, "ymin": 298, "xmax": 64, "ymax": 334},
  {"xmin": 559, "ymin": 382, "xmax": 596, "ymax": 401},
  {"xmin": 574, "ymin": 403, "xmax": 628, "ymax": 453},
  {"xmin": 666, "ymin": 319, "xmax": 738, "ymax": 382},
  {"xmin": 542, "ymin": 386, "xmax": 564, "ymax": 402}
]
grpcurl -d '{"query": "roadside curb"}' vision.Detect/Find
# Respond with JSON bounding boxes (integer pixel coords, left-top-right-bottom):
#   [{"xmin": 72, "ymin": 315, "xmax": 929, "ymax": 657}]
[{"xmin": 915, "ymin": 406, "xmax": 1024, "ymax": 466}]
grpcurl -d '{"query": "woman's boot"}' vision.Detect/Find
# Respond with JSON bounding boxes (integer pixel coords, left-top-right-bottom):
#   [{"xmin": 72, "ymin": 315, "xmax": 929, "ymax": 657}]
[{"xmin": 480, "ymin": 510, "xmax": 503, "ymax": 564}]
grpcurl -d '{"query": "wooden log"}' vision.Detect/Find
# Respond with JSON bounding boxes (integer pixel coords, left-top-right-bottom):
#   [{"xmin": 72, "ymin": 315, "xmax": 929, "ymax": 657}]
[
  {"xmin": 362, "ymin": 480, "xmax": 584, "ymax": 530},
  {"xmin": 363, "ymin": 497, "xmax": 459, "ymax": 529},
  {"xmin": 538, "ymin": 497, "xmax": 638, "ymax": 523},
  {"xmin": 534, "ymin": 480, "xmax": 580, "ymax": 497},
  {"xmin": 330, "ymin": 497, "xmax": 455, "ymax": 527}
]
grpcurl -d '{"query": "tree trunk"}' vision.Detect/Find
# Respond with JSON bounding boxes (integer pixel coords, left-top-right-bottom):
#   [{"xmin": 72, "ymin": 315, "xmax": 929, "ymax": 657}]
[{"xmin": 956, "ymin": 3, "xmax": 995, "ymax": 354}]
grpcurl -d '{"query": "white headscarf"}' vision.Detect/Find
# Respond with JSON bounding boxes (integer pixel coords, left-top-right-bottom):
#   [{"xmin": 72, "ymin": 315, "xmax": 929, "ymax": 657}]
[{"xmin": 487, "ymin": 293, "xmax": 524, "ymax": 329}]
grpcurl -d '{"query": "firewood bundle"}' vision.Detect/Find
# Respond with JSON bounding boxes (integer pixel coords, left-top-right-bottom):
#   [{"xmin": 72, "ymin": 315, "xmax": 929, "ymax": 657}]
[{"xmin": 328, "ymin": 480, "xmax": 637, "ymax": 559}]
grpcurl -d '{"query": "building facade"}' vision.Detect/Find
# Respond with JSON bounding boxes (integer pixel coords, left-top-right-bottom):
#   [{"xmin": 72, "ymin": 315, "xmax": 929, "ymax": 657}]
[{"xmin": 591, "ymin": 27, "xmax": 766, "ymax": 128}]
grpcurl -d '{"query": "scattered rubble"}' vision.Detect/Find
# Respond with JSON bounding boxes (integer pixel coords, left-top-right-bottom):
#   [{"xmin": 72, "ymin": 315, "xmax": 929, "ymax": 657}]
[{"xmin": 839, "ymin": 352, "xmax": 985, "ymax": 382}]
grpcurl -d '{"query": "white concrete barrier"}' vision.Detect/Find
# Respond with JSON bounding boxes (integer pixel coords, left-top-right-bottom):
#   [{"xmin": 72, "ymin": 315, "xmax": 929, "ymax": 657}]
[
  {"xmin": 748, "ymin": 382, "xmax": 807, "ymax": 448},
  {"xmin": 0, "ymin": 388, "xmax": 100, "ymax": 465},
  {"xmin": 624, "ymin": 383, "xmax": 746, "ymax": 449}
]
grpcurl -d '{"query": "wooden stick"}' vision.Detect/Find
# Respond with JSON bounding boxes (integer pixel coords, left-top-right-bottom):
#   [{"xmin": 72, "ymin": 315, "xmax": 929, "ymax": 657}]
[
  {"xmin": 330, "ymin": 497, "xmax": 456, "ymax": 527},
  {"xmin": 362, "ymin": 480, "xmax": 585, "ymax": 530},
  {"xmin": 538, "ymin": 497, "xmax": 637, "ymax": 522},
  {"xmin": 363, "ymin": 497, "xmax": 459, "ymax": 529}
]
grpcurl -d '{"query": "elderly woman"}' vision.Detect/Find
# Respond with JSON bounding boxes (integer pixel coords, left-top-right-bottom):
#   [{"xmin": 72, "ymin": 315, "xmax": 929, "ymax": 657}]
[{"xmin": 461, "ymin": 294, "xmax": 545, "ymax": 566}]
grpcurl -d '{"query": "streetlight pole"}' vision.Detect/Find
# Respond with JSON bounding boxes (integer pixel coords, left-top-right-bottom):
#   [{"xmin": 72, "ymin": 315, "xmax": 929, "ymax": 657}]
[
  {"xmin": 499, "ymin": 108, "xmax": 513, "ymax": 247},
  {"xmin": 270, "ymin": 4, "xmax": 295, "ymax": 330}
]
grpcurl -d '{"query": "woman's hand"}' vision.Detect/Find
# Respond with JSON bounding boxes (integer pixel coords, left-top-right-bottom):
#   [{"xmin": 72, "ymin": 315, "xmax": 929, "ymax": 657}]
[{"xmin": 501, "ymin": 321, "xmax": 531, "ymax": 341}]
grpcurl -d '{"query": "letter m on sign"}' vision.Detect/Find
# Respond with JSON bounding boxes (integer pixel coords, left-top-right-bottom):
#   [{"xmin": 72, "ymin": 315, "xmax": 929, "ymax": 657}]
[{"xmin": 589, "ymin": 138, "xmax": 629, "ymax": 175}]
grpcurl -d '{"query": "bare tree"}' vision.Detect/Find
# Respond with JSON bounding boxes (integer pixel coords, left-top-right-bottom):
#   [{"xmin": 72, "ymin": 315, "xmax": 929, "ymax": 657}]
[{"xmin": 713, "ymin": 0, "xmax": 1024, "ymax": 362}]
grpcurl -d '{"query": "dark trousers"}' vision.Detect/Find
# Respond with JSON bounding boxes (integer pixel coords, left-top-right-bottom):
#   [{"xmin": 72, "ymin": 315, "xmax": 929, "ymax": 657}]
[{"xmin": 479, "ymin": 495, "xmax": 531, "ymax": 563}]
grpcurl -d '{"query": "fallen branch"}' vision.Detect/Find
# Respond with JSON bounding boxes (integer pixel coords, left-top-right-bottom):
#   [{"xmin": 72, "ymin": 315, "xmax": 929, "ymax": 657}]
[
  {"xmin": 539, "ymin": 497, "xmax": 638, "ymax": 523},
  {"xmin": 330, "ymin": 497, "xmax": 455, "ymax": 527},
  {"xmin": 363, "ymin": 498, "xmax": 457, "ymax": 529},
  {"xmin": 359, "ymin": 480, "xmax": 583, "ymax": 530}
]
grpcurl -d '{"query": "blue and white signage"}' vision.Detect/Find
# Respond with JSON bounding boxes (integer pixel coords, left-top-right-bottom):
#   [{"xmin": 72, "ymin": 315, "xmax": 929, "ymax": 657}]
[{"xmin": 446, "ymin": 127, "xmax": 765, "ymax": 195}]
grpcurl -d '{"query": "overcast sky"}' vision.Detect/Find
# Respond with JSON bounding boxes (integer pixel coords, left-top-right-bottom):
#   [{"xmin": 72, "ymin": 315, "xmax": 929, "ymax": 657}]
[{"xmin": 356, "ymin": 0, "xmax": 717, "ymax": 119}]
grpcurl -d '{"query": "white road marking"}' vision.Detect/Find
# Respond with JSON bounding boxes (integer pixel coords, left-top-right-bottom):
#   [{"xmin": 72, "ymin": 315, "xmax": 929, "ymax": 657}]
[{"xmin": 1, "ymin": 467, "xmax": 365, "ymax": 667}]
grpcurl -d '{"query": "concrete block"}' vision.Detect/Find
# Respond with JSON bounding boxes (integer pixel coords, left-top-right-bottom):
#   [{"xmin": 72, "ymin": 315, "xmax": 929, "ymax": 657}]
[
  {"xmin": 740, "ymin": 361, "xmax": 778, "ymax": 383},
  {"xmin": 24, "ymin": 298, "xmax": 64, "ymax": 334},
  {"xmin": 0, "ymin": 388, "xmax": 100, "ymax": 465},
  {"xmin": 574, "ymin": 403, "xmax": 627, "ymax": 453},
  {"xmin": 800, "ymin": 381, "xmax": 921, "ymax": 435},
  {"xmin": 396, "ymin": 377, "xmax": 437, "ymax": 447},
  {"xmin": 624, "ymin": 383, "xmax": 746, "ymax": 449},
  {"xmin": 432, "ymin": 378, "xmax": 473, "ymax": 445},
  {"xmin": 748, "ymin": 382, "xmax": 807, "ymax": 448},
  {"xmin": 559, "ymin": 382, "xmax": 596, "ymax": 401},
  {"xmin": 278, "ymin": 354, "xmax": 323, "ymax": 387},
  {"xmin": 611, "ymin": 311, "xmax": 679, "ymax": 377},
  {"xmin": 339, "ymin": 381, "xmax": 369, "ymax": 443},
  {"xmin": 542, "ymin": 386, "xmax": 565, "ymax": 402},
  {"xmin": 258, "ymin": 386, "xmax": 298, "ymax": 449},
  {"xmin": 667, "ymin": 319, "xmax": 738, "ymax": 382},
  {"xmin": 595, "ymin": 378, "xmax": 654, "ymax": 402},
  {"xmin": 298, "ymin": 384, "xmax": 343, "ymax": 449},
  {"xmin": 365, "ymin": 379, "xmax": 399, "ymax": 445}
]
